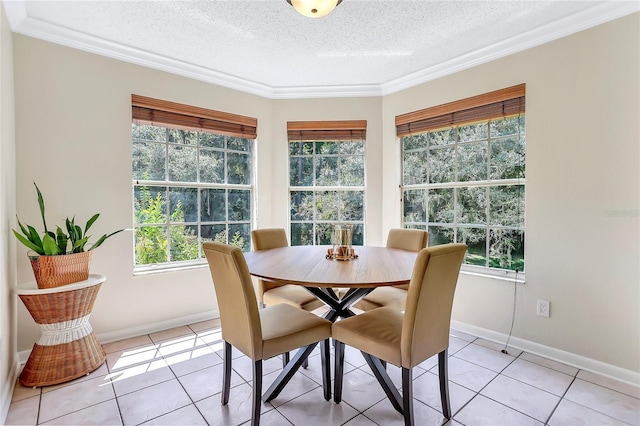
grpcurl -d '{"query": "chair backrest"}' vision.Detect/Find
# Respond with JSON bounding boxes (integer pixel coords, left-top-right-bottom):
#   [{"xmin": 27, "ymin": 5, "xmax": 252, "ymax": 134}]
[
  {"xmin": 387, "ymin": 229, "xmax": 428, "ymax": 290},
  {"xmin": 401, "ymin": 243, "xmax": 467, "ymax": 368},
  {"xmin": 252, "ymin": 228, "xmax": 288, "ymax": 251},
  {"xmin": 203, "ymin": 242, "xmax": 263, "ymax": 360},
  {"xmin": 386, "ymin": 228, "xmax": 428, "ymax": 252},
  {"xmin": 251, "ymin": 228, "xmax": 289, "ymax": 300}
]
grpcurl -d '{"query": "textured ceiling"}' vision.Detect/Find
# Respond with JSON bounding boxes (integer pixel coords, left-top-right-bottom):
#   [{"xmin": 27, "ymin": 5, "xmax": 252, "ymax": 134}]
[{"xmin": 4, "ymin": 0, "xmax": 639, "ymax": 98}]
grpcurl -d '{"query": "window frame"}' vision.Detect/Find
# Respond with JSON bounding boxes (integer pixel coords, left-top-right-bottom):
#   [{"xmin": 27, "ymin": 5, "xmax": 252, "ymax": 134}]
[
  {"xmin": 131, "ymin": 96, "xmax": 256, "ymax": 273},
  {"xmin": 397, "ymin": 86, "xmax": 525, "ymax": 281},
  {"xmin": 287, "ymin": 121, "xmax": 367, "ymax": 246}
]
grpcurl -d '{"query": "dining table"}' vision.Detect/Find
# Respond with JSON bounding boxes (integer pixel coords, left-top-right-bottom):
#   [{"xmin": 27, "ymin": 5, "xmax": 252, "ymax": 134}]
[{"xmin": 243, "ymin": 244, "xmax": 418, "ymax": 407}]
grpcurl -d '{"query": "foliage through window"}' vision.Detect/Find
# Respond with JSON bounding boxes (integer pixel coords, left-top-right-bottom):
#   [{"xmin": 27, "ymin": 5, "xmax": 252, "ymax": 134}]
[
  {"xmin": 398, "ymin": 86, "xmax": 526, "ymax": 273},
  {"xmin": 289, "ymin": 128, "xmax": 366, "ymax": 246},
  {"xmin": 132, "ymin": 123, "xmax": 253, "ymax": 268},
  {"xmin": 401, "ymin": 115, "xmax": 525, "ymax": 272}
]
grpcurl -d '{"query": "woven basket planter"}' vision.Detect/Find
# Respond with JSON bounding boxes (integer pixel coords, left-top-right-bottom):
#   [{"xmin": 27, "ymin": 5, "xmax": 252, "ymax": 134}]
[{"xmin": 29, "ymin": 251, "xmax": 92, "ymax": 289}]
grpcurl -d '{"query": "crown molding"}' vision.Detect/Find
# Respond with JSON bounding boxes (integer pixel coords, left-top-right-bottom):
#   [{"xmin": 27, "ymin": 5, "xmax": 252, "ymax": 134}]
[
  {"xmin": 381, "ymin": 1, "xmax": 640, "ymax": 95},
  {"xmin": 3, "ymin": 0, "xmax": 639, "ymax": 100}
]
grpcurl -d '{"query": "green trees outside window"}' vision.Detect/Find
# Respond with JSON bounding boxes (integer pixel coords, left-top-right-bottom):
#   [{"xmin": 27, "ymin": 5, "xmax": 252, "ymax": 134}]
[
  {"xmin": 402, "ymin": 115, "xmax": 525, "ymax": 272},
  {"xmin": 133, "ymin": 123, "xmax": 252, "ymax": 267},
  {"xmin": 289, "ymin": 139, "xmax": 365, "ymax": 246}
]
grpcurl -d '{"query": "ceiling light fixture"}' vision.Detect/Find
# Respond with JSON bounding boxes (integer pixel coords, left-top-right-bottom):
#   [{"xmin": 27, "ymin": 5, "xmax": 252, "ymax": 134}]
[{"xmin": 286, "ymin": 0, "xmax": 343, "ymax": 18}]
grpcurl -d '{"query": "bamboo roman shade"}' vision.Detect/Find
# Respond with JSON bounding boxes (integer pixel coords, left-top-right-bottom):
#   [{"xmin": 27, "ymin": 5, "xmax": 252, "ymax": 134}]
[
  {"xmin": 287, "ymin": 120, "xmax": 367, "ymax": 141},
  {"xmin": 132, "ymin": 95, "xmax": 257, "ymax": 139},
  {"xmin": 395, "ymin": 84, "xmax": 525, "ymax": 137}
]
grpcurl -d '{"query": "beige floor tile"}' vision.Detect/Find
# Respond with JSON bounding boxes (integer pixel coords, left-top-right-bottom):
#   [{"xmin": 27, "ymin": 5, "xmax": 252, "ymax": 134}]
[
  {"xmin": 149, "ymin": 326, "xmax": 195, "ymax": 343},
  {"xmin": 577, "ymin": 370, "xmax": 640, "ymax": 399},
  {"xmin": 438, "ymin": 356, "xmax": 498, "ymax": 392},
  {"xmin": 117, "ymin": 379, "xmax": 192, "ymax": 425},
  {"xmin": 454, "ymin": 395, "xmax": 543, "ymax": 425},
  {"xmin": 549, "ymin": 399, "xmax": 629, "ymax": 426},
  {"xmin": 473, "ymin": 338, "xmax": 523, "ymax": 357},
  {"xmin": 262, "ymin": 366, "xmax": 322, "ymax": 408},
  {"xmin": 502, "ymin": 358, "xmax": 574, "ymax": 396},
  {"xmin": 448, "ymin": 336, "xmax": 472, "ymax": 355},
  {"xmin": 338, "ymin": 368, "xmax": 387, "ymax": 412},
  {"xmin": 110, "ymin": 361, "xmax": 175, "ymax": 396},
  {"xmin": 564, "ymin": 378, "xmax": 640, "ymax": 425},
  {"xmin": 188, "ymin": 318, "xmax": 221, "ymax": 333},
  {"xmin": 41, "ymin": 399, "xmax": 122, "ymax": 425},
  {"xmin": 178, "ymin": 363, "xmax": 244, "ymax": 402},
  {"xmin": 106, "ymin": 343, "xmax": 163, "ymax": 373},
  {"xmin": 195, "ymin": 382, "xmax": 274, "ymax": 425},
  {"xmin": 480, "ymin": 375, "xmax": 560, "ymax": 422},
  {"xmin": 140, "ymin": 404, "xmax": 208, "ymax": 425},
  {"xmin": 164, "ymin": 346, "xmax": 223, "ymax": 377},
  {"xmin": 38, "ymin": 375, "xmax": 116, "ymax": 423},
  {"xmin": 276, "ymin": 386, "xmax": 359, "ymax": 426},
  {"xmin": 343, "ymin": 414, "xmax": 378, "ymax": 425},
  {"xmin": 412, "ymin": 371, "xmax": 476, "ymax": 416},
  {"xmin": 102, "ymin": 335, "xmax": 155, "ymax": 354},
  {"xmin": 362, "ymin": 396, "xmax": 446, "ymax": 426},
  {"xmin": 454, "ymin": 343, "xmax": 516, "ymax": 372},
  {"xmin": 519, "ymin": 352, "xmax": 579, "ymax": 376},
  {"xmin": 4, "ymin": 395, "xmax": 39, "ymax": 426},
  {"xmin": 10, "ymin": 379, "xmax": 41, "ymax": 402}
]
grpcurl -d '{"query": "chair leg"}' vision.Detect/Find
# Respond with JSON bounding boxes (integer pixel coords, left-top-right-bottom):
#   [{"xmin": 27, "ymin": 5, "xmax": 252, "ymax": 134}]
[
  {"xmin": 303, "ymin": 357, "xmax": 309, "ymax": 369},
  {"xmin": 402, "ymin": 368, "xmax": 414, "ymax": 426},
  {"xmin": 251, "ymin": 360, "xmax": 263, "ymax": 426},
  {"xmin": 222, "ymin": 341, "xmax": 232, "ymax": 405},
  {"xmin": 438, "ymin": 350, "xmax": 452, "ymax": 419},
  {"xmin": 333, "ymin": 340, "xmax": 345, "ymax": 403},
  {"xmin": 320, "ymin": 338, "xmax": 331, "ymax": 401},
  {"xmin": 282, "ymin": 351, "xmax": 290, "ymax": 369}
]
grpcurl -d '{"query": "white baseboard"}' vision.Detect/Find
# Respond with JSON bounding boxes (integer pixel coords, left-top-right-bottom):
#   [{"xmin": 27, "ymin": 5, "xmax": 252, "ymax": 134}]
[
  {"xmin": 451, "ymin": 320, "xmax": 640, "ymax": 388},
  {"xmin": 1, "ymin": 359, "xmax": 21, "ymax": 425}
]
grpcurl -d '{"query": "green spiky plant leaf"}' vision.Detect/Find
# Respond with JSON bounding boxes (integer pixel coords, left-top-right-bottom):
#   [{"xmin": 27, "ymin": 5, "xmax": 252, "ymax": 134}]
[{"xmin": 12, "ymin": 182, "xmax": 124, "ymax": 256}]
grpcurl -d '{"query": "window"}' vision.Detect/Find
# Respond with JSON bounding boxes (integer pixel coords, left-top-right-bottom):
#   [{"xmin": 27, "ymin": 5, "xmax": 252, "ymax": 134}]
[
  {"xmin": 397, "ymin": 85, "xmax": 525, "ymax": 273},
  {"xmin": 288, "ymin": 120, "xmax": 367, "ymax": 246},
  {"xmin": 132, "ymin": 95, "xmax": 256, "ymax": 269}
]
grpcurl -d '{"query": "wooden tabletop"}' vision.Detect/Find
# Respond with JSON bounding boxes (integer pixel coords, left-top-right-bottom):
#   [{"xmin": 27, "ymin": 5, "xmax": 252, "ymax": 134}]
[{"xmin": 243, "ymin": 245, "xmax": 418, "ymax": 288}]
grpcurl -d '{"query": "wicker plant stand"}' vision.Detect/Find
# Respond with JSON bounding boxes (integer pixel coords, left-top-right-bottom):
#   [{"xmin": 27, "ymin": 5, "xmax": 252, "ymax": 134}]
[{"xmin": 17, "ymin": 274, "xmax": 107, "ymax": 388}]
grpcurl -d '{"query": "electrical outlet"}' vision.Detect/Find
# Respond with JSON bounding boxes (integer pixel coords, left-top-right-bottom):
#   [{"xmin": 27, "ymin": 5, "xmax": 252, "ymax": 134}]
[{"xmin": 537, "ymin": 299, "xmax": 550, "ymax": 317}]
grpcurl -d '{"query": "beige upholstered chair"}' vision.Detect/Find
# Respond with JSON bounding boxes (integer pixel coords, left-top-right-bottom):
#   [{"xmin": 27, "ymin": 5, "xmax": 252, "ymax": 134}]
[
  {"xmin": 332, "ymin": 243, "xmax": 467, "ymax": 425},
  {"xmin": 203, "ymin": 242, "xmax": 332, "ymax": 426},
  {"xmin": 252, "ymin": 228, "xmax": 324, "ymax": 312},
  {"xmin": 352, "ymin": 228, "xmax": 428, "ymax": 312}
]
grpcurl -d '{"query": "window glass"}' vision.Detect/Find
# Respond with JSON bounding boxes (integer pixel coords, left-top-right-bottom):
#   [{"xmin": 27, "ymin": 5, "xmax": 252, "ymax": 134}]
[
  {"xmin": 133, "ymin": 123, "xmax": 253, "ymax": 269},
  {"xmin": 289, "ymin": 139, "xmax": 366, "ymax": 246},
  {"xmin": 401, "ymin": 115, "xmax": 525, "ymax": 272}
]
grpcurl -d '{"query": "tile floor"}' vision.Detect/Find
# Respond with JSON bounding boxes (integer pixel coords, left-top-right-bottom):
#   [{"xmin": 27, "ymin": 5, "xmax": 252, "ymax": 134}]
[{"xmin": 5, "ymin": 318, "xmax": 640, "ymax": 426}]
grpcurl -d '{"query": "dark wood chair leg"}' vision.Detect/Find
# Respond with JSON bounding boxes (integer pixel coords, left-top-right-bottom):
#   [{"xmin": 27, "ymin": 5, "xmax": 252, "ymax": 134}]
[
  {"xmin": 334, "ymin": 340, "xmax": 345, "ymax": 403},
  {"xmin": 320, "ymin": 338, "xmax": 331, "ymax": 401},
  {"xmin": 222, "ymin": 341, "xmax": 232, "ymax": 405},
  {"xmin": 402, "ymin": 367, "xmax": 414, "ymax": 426},
  {"xmin": 282, "ymin": 351, "xmax": 290, "ymax": 369},
  {"xmin": 251, "ymin": 360, "xmax": 263, "ymax": 426},
  {"xmin": 438, "ymin": 350, "xmax": 452, "ymax": 419},
  {"xmin": 303, "ymin": 357, "xmax": 308, "ymax": 369}
]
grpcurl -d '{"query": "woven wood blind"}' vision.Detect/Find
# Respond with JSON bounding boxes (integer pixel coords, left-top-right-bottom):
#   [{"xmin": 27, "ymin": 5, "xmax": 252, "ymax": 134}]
[
  {"xmin": 395, "ymin": 84, "xmax": 526, "ymax": 137},
  {"xmin": 132, "ymin": 95, "xmax": 257, "ymax": 139},
  {"xmin": 287, "ymin": 120, "xmax": 367, "ymax": 141}
]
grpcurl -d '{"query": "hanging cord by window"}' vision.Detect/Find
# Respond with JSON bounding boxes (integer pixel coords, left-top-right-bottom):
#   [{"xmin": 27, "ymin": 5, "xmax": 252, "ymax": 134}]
[{"xmin": 502, "ymin": 269, "xmax": 518, "ymax": 354}]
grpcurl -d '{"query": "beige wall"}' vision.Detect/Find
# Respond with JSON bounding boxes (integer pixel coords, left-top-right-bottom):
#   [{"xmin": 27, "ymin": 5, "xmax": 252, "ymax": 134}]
[
  {"xmin": 0, "ymin": 1, "xmax": 17, "ymax": 419},
  {"xmin": 12, "ymin": 34, "xmax": 273, "ymax": 349},
  {"xmin": 9, "ymin": 12, "xmax": 639, "ymax": 382},
  {"xmin": 383, "ymin": 13, "xmax": 639, "ymax": 373}
]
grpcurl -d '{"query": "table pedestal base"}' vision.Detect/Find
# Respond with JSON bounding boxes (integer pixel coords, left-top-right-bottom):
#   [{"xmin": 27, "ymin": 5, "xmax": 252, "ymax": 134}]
[{"xmin": 19, "ymin": 330, "xmax": 106, "ymax": 388}]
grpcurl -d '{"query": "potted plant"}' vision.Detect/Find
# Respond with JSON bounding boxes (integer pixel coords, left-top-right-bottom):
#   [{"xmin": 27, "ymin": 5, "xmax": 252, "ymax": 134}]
[{"xmin": 13, "ymin": 182, "xmax": 124, "ymax": 288}]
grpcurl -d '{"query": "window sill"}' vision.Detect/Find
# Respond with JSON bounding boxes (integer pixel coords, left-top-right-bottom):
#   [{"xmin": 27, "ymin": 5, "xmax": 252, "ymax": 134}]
[
  {"xmin": 133, "ymin": 261, "xmax": 208, "ymax": 276},
  {"xmin": 460, "ymin": 265, "xmax": 525, "ymax": 284}
]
